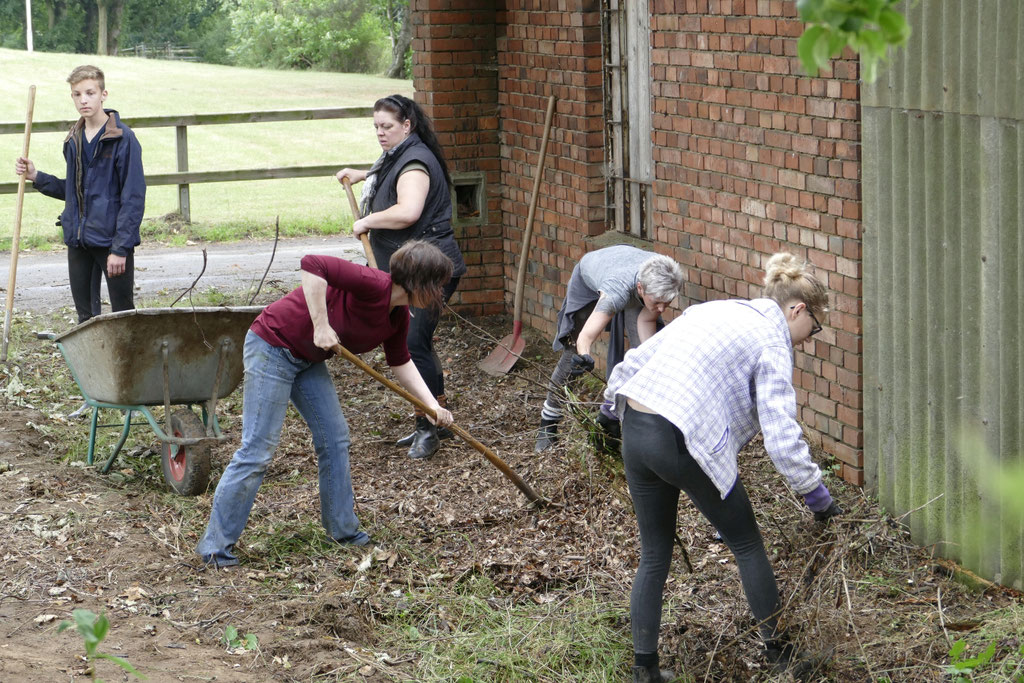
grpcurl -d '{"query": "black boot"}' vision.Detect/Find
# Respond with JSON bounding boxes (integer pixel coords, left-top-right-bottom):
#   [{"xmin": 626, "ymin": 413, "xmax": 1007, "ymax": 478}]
[
  {"xmin": 406, "ymin": 415, "xmax": 440, "ymax": 460},
  {"xmin": 534, "ymin": 417, "xmax": 560, "ymax": 452},
  {"xmin": 397, "ymin": 424, "xmax": 452, "ymax": 445},
  {"xmin": 397, "ymin": 396, "xmax": 453, "ymax": 445}
]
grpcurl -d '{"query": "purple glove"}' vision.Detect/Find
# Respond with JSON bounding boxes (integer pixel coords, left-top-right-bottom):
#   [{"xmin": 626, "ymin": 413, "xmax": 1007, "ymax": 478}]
[
  {"xmin": 802, "ymin": 483, "xmax": 833, "ymax": 512},
  {"xmin": 803, "ymin": 483, "xmax": 842, "ymax": 521}
]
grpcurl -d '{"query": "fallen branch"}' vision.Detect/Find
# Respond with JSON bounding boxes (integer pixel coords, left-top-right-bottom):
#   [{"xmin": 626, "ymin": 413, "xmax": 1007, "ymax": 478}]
[
  {"xmin": 249, "ymin": 216, "xmax": 280, "ymax": 305},
  {"xmin": 171, "ymin": 248, "xmax": 208, "ymax": 307}
]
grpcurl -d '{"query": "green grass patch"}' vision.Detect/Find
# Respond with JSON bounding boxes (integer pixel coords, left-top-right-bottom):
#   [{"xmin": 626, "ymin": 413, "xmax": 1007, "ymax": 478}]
[
  {"xmin": 371, "ymin": 578, "xmax": 633, "ymax": 682},
  {"xmin": 940, "ymin": 606, "xmax": 1024, "ymax": 682},
  {"xmin": 0, "ymin": 47, "xmax": 411, "ymax": 245},
  {"xmin": 240, "ymin": 519, "xmax": 339, "ymax": 569}
]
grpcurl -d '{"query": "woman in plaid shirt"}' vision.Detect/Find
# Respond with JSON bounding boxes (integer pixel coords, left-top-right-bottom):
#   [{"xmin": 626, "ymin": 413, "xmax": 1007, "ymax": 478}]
[{"xmin": 605, "ymin": 253, "xmax": 842, "ymax": 682}]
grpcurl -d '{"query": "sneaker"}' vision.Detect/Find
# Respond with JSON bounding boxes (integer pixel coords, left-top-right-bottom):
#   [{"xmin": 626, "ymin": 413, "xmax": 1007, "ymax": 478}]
[
  {"xmin": 67, "ymin": 400, "xmax": 91, "ymax": 420},
  {"xmin": 334, "ymin": 530, "xmax": 371, "ymax": 547}
]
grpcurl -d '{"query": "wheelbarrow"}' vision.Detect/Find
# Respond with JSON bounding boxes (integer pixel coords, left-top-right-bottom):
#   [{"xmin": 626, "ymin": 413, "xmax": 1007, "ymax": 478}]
[{"xmin": 40, "ymin": 306, "xmax": 262, "ymax": 496}]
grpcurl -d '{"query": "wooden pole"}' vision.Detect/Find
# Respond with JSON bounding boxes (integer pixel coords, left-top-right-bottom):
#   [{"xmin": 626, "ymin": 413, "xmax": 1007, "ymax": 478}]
[
  {"xmin": 175, "ymin": 125, "xmax": 191, "ymax": 223},
  {"xmin": 511, "ymin": 95, "xmax": 557, "ymax": 332},
  {"xmin": 331, "ymin": 343, "xmax": 546, "ymax": 506},
  {"xmin": 341, "ymin": 177, "xmax": 376, "ymax": 269},
  {"xmin": 2, "ymin": 85, "xmax": 36, "ymax": 362}
]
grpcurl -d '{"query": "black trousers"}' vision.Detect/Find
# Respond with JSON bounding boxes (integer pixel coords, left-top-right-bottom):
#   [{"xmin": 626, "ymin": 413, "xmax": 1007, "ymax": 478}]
[
  {"xmin": 67, "ymin": 245, "xmax": 134, "ymax": 323},
  {"xmin": 622, "ymin": 406, "xmax": 782, "ymax": 654},
  {"xmin": 407, "ymin": 277, "xmax": 459, "ymax": 397}
]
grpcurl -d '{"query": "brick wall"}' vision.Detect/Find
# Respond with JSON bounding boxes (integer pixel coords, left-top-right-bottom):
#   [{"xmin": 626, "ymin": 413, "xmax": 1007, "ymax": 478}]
[
  {"xmin": 415, "ymin": 0, "xmax": 865, "ymax": 486},
  {"xmin": 648, "ymin": 0, "xmax": 863, "ymax": 484},
  {"xmin": 410, "ymin": 0, "xmax": 503, "ymax": 316},
  {"xmin": 496, "ymin": 1, "xmax": 606, "ymax": 336}
]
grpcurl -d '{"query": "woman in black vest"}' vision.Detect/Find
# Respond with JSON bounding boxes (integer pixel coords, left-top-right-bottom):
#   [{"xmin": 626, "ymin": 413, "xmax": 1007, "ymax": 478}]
[{"xmin": 336, "ymin": 94, "xmax": 466, "ymax": 460}]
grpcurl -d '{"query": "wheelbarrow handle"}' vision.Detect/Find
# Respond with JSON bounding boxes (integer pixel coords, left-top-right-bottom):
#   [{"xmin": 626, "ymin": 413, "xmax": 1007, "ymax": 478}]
[
  {"xmin": 36, "ymin": 331, "xmax": 56, "ymax": 341},
  {"xmin": 330, "ymin": 343, "xmax": 547, "ymax": 507}
]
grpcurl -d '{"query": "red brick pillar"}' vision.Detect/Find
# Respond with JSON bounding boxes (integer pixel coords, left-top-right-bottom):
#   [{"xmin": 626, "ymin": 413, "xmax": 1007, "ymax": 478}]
[{"xmin": 411, "ymin": 1, "xmax": 503, "ymax": 316}]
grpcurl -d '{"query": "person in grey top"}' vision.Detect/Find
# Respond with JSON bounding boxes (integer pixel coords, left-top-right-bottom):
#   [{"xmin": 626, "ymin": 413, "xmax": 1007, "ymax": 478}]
[{"xmin": 535, "ymin": 244, "xmax": 683, "ymax": 452}]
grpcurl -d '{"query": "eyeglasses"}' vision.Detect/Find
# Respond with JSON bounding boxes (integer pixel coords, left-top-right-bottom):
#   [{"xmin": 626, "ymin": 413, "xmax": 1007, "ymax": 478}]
[
  {"xmin": 791, "ymin": 305, "xmax": 823, "ymax": 337},
  {"xmin": 807, "ymin": 309, "xmax": 822, "ymax": 337}
]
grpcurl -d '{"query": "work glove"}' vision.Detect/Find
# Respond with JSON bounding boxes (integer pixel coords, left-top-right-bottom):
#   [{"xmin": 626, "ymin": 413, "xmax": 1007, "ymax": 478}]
[
  {"xmin": 802, "ymin": 483, "xmax": 842, "ymax": 522},
  {"xmin": 596, "ymin": 404, "xmax": 621, "ymax": 440},
  {"xmin": 813, "ymin": 500, "xmax": 844, "ymax": 522},
  {"xmin": 568, "ymin": 353, "xmax": 595, "ymax": 378}
]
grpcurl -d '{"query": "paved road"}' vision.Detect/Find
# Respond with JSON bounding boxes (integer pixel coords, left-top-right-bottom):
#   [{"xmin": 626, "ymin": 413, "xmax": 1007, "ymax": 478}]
[{"xmin": 0, "ymin": 236, "xmax": 366, "ymax": 314}]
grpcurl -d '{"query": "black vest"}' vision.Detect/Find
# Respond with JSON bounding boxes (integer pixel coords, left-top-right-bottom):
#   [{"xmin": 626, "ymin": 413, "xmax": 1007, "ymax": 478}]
[{"xmin": 368, "ymin": 137, "xmax": 466, "ymax": 277}]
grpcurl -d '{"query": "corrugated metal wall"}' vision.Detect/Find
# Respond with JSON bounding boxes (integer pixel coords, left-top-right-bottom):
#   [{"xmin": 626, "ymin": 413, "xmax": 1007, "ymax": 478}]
[{"xmin": 862, "ymin": 0, "xmax": 1024, "ymax": 588}]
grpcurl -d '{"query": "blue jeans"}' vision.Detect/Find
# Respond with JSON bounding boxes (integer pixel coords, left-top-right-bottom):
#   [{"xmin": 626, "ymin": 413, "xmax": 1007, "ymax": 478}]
[{"xmin": 197, "ymin": 331, "xmax": 368, "ymax": 566}]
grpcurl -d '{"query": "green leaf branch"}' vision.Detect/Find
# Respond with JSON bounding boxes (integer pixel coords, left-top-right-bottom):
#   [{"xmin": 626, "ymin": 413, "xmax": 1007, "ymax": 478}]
[{"xmin": 797, "ymin": 0, "xmax": 912, "ymax": 82}]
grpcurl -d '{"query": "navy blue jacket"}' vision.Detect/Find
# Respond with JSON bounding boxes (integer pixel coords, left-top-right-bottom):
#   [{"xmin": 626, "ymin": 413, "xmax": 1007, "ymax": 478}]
[{"xmin": 33, "ymin": 110, "xmax": 145, "ymax": 256}]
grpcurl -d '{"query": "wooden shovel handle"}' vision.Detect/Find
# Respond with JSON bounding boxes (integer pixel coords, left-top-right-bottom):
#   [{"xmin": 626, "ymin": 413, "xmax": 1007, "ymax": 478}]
[
  {"xmin": 2, "ymin": 85, "xmax": 37, "ymax": 362},
  {"xmin": 331, "ymin": 343, "xmax": 546, "ymax": 506},
  {"xmin": 341, "ymin": 177, "xmax": 377, "ymax": 269},
  {"xmin": 512, "ymin": 94, "xmax": 557, "ymax": 326}
]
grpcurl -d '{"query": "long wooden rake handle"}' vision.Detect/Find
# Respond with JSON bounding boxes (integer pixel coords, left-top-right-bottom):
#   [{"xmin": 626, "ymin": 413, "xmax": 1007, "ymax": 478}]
[
  {"xmin": 511, "ymin": 94, "xmax": 557, "ymax": 330},
  {"xmin": 341, "ymin": 177, "xmax": 377, "ymax": 269},
  {"xmin": 331, "ymin": 343, "xmax": 547, "ymax": 507},
  {"xmin": 2, "ymin": 85, "xmax": 37, "ymax": 363}
]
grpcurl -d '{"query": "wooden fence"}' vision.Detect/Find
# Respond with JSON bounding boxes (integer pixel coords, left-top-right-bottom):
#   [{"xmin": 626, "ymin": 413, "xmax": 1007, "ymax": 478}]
[
  {"xmin": 122, "ymin": 43, "xmax": 199, "ymax": 61},
  {"xmin": 0, "ymin": 107, "xmax": 374, "ymax": 223}
]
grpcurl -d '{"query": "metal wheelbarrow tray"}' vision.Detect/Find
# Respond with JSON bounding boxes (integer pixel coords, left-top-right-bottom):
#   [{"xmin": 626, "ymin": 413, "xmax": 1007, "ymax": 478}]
[{"xmin": 44, "ymin": 306, "xmax": 263, "ymax": 495}]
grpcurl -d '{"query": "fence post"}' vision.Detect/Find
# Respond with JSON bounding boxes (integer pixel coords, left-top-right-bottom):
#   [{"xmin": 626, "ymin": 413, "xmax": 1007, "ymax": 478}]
[{"xmin": 175, "ymin": 124, "xmax": 190, "ymax": 223}]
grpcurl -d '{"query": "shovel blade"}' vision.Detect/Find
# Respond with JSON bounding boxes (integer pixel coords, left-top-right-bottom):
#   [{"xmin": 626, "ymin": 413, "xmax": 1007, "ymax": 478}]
[{"xmin": 478, "ymin": 333, "xmax": 525, "ymax": 375}]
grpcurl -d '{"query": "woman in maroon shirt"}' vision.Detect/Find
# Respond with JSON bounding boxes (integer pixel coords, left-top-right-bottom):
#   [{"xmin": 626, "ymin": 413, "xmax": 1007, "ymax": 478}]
[{"xmin": 198, "ymin": 240, "xmax": 454, "ymax": 567}]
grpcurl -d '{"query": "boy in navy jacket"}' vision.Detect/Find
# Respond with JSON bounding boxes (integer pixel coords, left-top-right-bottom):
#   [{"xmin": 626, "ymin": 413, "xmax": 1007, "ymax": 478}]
[{"xmin": 14, "ymin": 65, "xmax": 145, "ymax": 323}]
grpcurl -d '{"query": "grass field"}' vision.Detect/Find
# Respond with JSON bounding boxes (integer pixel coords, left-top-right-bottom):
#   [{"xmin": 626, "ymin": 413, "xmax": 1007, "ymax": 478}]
[{"xmin": 0, "ymin": 48, "xmax": 412, "ymax": 249}]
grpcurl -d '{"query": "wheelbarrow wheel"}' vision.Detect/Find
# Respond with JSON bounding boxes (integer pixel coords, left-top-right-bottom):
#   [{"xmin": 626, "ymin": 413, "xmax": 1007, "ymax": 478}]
[{"xmin": 161, "ymin": 409, "xmax": 211, "ymax": 496}]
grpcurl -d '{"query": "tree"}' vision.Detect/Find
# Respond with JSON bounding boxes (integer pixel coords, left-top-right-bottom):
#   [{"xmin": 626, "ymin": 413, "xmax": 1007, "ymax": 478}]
[
  {"xmin": 228, "ymin": 0, "xmax": 388, "ymax": 72},
  {"xmin": 78, "ymin": 0, "xmax": 124, "ymax": 55},
  {"xmin": 377, "ymin": 0, "xmax": 410, "ymax": 79}
]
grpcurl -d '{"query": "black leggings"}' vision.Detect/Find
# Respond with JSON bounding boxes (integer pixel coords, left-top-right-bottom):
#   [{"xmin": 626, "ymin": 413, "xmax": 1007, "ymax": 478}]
[
  {"xmin": 407, "ymin": 277, "xmax": 459, "ymax": 397},
  {"xmin": 621, "ymin": 406, "xmax": 782, "ymax": 654},
  {"xmin": 67, "ymin": 245, "xmax": 134, "ymax": 323}
]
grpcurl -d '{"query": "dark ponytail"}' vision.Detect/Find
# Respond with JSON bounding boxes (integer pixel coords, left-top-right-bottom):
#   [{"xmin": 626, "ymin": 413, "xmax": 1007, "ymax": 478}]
[{"xmin": 374, "ymin": 94, "xmax": 452, "ymax": 189}]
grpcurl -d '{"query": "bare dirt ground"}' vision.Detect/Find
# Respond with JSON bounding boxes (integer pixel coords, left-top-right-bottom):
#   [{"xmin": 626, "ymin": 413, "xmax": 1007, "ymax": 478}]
[{"xmin": 1, "ymin": 261, "xmax": 1022, "ymax": 681}]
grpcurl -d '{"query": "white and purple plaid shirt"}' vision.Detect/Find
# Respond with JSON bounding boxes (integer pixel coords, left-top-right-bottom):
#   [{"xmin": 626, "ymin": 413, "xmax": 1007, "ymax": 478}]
[{"xmin": 605, "ymin": 298, "xmax": 823, "ymax": 499}]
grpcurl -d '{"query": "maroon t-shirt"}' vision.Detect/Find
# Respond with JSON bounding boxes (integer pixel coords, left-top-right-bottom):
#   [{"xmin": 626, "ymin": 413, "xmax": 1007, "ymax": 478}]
[{"xmin": 250, "ymin": 255, "xmax": 411, "ymax": 365}]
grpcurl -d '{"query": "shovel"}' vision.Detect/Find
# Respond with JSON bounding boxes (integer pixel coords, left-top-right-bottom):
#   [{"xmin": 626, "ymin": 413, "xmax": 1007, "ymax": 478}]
[
  {"xmin": 2, "ymin": 85, "xmax": 36, "ymax": 363},
  {"xmin": 341, "ymin": 177, "xmax": 377, "ymax": 269},
  {"xmin": 332, "ymin": 343, "xmax": 546, "ymax": 507},
  {"xmin": 478, "ymin": 94, "xmax": 557, "ymax": 375}
]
